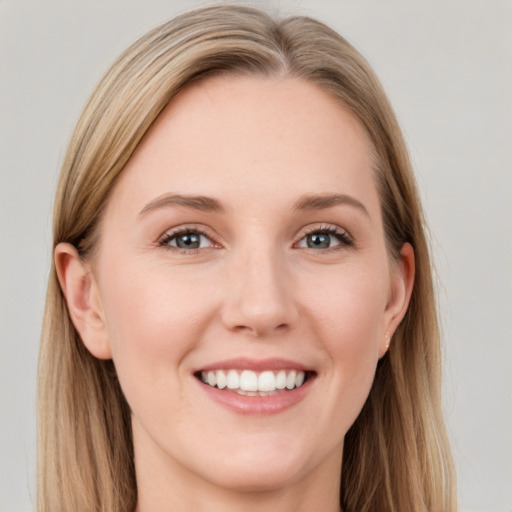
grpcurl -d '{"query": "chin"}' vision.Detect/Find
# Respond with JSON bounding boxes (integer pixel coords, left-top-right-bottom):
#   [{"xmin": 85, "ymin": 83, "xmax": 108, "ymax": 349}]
[
  {"xmin": 202, "ymin": 459, "xmax": 305, "ymax": 493},
  {"xmin": 192, "ymin": 437, "xmax": 328, "ymax": 494}
]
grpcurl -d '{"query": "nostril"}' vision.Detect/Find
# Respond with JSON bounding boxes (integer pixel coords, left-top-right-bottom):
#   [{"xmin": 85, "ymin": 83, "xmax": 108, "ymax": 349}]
[{"xmin": 233, "ymin": 322, "xmax": 289, "ymax": 337}]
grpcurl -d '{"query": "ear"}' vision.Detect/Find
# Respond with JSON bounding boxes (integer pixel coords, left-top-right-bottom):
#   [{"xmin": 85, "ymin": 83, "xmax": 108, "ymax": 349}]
[
  {"xmin": 54, "ymin": 243, "xmax": 112, "ymax": 359},
  {"xmin": 379, "ymin": 242, "xmax": 415, "ymax": 357}
]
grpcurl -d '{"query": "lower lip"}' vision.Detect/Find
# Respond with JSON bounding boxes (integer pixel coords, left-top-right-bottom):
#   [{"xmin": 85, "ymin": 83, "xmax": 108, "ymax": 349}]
[{"xmin": 197, "ymin": 377, "xmax": 314, "ymax": 415}]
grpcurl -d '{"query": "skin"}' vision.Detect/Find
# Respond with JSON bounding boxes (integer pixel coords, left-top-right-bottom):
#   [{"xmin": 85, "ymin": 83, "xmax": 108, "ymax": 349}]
[{"xmin": 56, "ymin": 76, "xmax": 414, "ymax": 512}]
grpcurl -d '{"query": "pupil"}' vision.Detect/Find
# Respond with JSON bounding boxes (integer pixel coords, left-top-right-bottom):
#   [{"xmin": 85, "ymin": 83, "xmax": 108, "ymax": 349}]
[
  {"xmin": 307, "ymin": 233, "xmax": 330, "ymax": 249},
  {"xmin": 177, "ymin": 233, "xmax": 200, "ymax": 249}
]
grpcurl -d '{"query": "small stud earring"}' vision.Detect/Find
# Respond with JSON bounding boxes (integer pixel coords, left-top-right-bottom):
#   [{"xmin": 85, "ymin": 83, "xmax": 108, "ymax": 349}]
[{"xmin": 385, "ymin": 331, "xmax": 391, "ymax": 350}]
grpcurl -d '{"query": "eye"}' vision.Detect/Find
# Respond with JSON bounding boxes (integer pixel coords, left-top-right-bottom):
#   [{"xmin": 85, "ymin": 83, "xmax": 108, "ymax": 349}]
[
  {"xmin": 159, "ymin": 228, "xmax": 217, "ymax": 251},
  {"xmin": 295, "ymin": 227, "xmax": 353, "ymax": 250}
]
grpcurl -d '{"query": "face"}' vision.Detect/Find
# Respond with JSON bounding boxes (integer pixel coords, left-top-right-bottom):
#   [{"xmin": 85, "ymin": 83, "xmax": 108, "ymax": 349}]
[{"xmin": 61, "ymin": 76, "xmax": 412, "ymax": 500}]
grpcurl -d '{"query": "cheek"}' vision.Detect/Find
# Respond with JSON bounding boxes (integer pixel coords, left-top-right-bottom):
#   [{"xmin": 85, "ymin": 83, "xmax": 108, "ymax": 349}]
[
  {"xmin": 303, "ymin": 261, "xmax": 388, "ymax": 348},
  {"xmin": 300, "ymin": 263, "xmax": 388, "ymax": 418},
  {"xmin": 96, "ymin": 261, "xmax": 223, "ymax": 439},
  {"xmin": 97, "ymin": 259, "xmax": 217, "ymax": 382}
]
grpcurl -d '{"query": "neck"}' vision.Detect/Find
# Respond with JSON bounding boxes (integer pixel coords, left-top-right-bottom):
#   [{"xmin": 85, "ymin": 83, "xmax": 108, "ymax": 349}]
[{"xmin": 136, "ymin": 481, "xmax": 342, "ymax": 512}]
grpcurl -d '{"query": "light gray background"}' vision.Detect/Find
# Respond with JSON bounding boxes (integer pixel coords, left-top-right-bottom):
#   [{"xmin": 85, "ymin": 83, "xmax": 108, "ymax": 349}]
[{"xmin": 1, "ymin": 1, "xmax": 511, "ymax": 511}]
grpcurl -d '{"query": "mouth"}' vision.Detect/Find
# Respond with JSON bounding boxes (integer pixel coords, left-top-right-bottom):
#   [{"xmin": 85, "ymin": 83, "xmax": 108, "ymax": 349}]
[
  {"xmin": 193, "ymin": 358, "xmax": 316, "ymax": 414},
  {"xmin": 195, "ymin": 368, "xmax": 313, "ymax": 396}
]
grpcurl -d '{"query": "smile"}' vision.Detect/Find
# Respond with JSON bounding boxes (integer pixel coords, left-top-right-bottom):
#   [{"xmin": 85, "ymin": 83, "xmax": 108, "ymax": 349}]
[
  {"xmin": 194, "ymin": 359, "xmax": 315, "ymax": 414},
  {"xmin": 199, "ymin": 369, "xmax": 307, "ymax": 396}
]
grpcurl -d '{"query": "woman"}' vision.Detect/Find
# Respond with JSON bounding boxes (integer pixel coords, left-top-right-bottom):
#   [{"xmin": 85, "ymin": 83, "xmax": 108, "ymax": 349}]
[{"xmin": 38, "ymin": 4, "xmax": 456, "ymax": 511}]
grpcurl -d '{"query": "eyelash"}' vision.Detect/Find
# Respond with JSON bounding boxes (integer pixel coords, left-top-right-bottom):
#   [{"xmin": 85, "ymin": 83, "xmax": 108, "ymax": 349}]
[
  {"xmin": 296, "ymin": 225, "xmax": 354, "ymax": 252},
  {"xmin": 157, "ymin": 224, "xmax": 354, "ymax": 254},
  {"xmin": 158, "ymin": 226, "xmax": 219, "ymax": 254}
]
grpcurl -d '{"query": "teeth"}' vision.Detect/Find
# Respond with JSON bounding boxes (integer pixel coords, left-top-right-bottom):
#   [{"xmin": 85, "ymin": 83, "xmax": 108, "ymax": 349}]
[
  {"xmin": 200, "ymin": 369, "xmax": 307, "ymax": 392},
  {"xmin": 286, "ymin": 370, "xmax": 297, "ymax": 390},
  {"xmin": 258, "ymin": 371, "xmax": 275, "ymax": 391},
  {"xmin": 275, "ymin": 370, "xmax": 287, "ymax": 389},
  {"xmin": 226, "ymin": 370, "xmax": 239, "ymax": 389},
  {"xmin": 240, "ymin": 370, "xmax": 258, "ymax": 391},
  {"xmin": 216, "ymin": 370, "xmax": 227, "ymax": 389},
  {"xmin": 207, "ymin": 371, "xmax": 217, "ymax": 387},
  {"xmin": 237, "ymin": 390, "xmax": 258, "ymax": 396}
]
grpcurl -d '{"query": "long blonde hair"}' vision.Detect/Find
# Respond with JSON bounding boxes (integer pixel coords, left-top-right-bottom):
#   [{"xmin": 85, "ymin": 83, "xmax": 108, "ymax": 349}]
[{"xmin": 38, "ymin": 5, "xmax": 456, "ymax": 511}]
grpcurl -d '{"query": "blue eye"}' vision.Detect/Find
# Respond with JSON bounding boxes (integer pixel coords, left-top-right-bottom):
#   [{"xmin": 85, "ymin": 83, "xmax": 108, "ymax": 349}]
[
  {"xmin": 296, "ymin": 228, "xmax": 352, "ymax": 250},
  {"xmin": 160, "ymin": 229, "xmax": 213, "ymax": 250}
]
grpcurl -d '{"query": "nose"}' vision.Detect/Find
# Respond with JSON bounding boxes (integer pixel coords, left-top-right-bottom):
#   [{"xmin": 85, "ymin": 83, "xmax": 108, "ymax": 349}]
[{"xmin": 221, "ymin": 248, "xmax": 298, "ymax": 337}]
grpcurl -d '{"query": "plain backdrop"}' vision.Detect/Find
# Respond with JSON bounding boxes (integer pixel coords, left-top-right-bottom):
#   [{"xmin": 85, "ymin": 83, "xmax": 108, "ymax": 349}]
[{"xmin": 1, "ymin": 1, "xmax": 511, "ymax": 511}]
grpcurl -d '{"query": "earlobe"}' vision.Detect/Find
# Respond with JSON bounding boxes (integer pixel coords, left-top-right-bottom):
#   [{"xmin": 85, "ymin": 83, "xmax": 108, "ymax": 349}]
[
  {"xmin": 54, "ymin": 243, "xmax": 112, "ymax": 360},
  {"xmin": 380, "ymin": 242, "xmax": 415, "ymax": 357}
]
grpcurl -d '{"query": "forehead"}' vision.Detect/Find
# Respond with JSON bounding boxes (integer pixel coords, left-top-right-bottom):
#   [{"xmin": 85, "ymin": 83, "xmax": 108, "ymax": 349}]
[{"xmin": 108, "ymin": 75, "xmax": 379, "ymax": 217}]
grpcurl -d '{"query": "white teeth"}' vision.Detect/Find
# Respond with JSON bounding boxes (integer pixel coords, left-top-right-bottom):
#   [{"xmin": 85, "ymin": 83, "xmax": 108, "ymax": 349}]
[
  {"xmin": 258, "ymin": 371, "xmax": 275, "ymax": 391},
  {"xmin": 216, "ymin": 370, "xmax": 227, "ymax": 389},
  {"xmin": 237, "ymin": 390, "xmax": 258, "ymax": 396},
  {"xmin": 207, "ymin": 371, "xmax": 217, "ymax": 387},
  {"xmin": 200, "ymin": 369, "xmax": 307, "ymax": 392},
  {"xmin": 226, "ymin": 370, "xmax": 239, "ymax": 389},
  {"xmin": 275, "ymin": 370, "xmax": 287, "ymax": 389},
  {"xmin": 240, "ymin": 370, "xmax": 258, "ymax": 391},
  {"xmin": 259, "ymin": 390, "xmax": 278, "ymax": 396},
  {"xmin": 286, "ymin": 370, "xmax": 297, "ymax": 390}
]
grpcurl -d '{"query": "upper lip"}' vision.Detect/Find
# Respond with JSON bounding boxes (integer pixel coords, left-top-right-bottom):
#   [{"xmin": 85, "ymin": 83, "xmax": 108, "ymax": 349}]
[{"xmin": 195, "ymin": 357, "xmax": 313, "ymax": 373}]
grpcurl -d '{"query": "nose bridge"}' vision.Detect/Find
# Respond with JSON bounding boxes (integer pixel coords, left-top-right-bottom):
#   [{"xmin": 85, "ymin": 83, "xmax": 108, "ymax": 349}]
[{"xmin": 222, "ymin": 240, "xmax": 297, "ymax": 335}]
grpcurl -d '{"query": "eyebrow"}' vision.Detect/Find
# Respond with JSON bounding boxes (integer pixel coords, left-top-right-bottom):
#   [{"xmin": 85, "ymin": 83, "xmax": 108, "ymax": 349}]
[
  {"xmin": 293, "ymin": 193, "xmax": 369, "ymax": 217},
  {"xmin": 139, "ymin": 192, "xmax": 369, "ymax": 217},
  {"xmin": 139, "ymin": 193, "xmax": 224, "ymax": 216}
]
